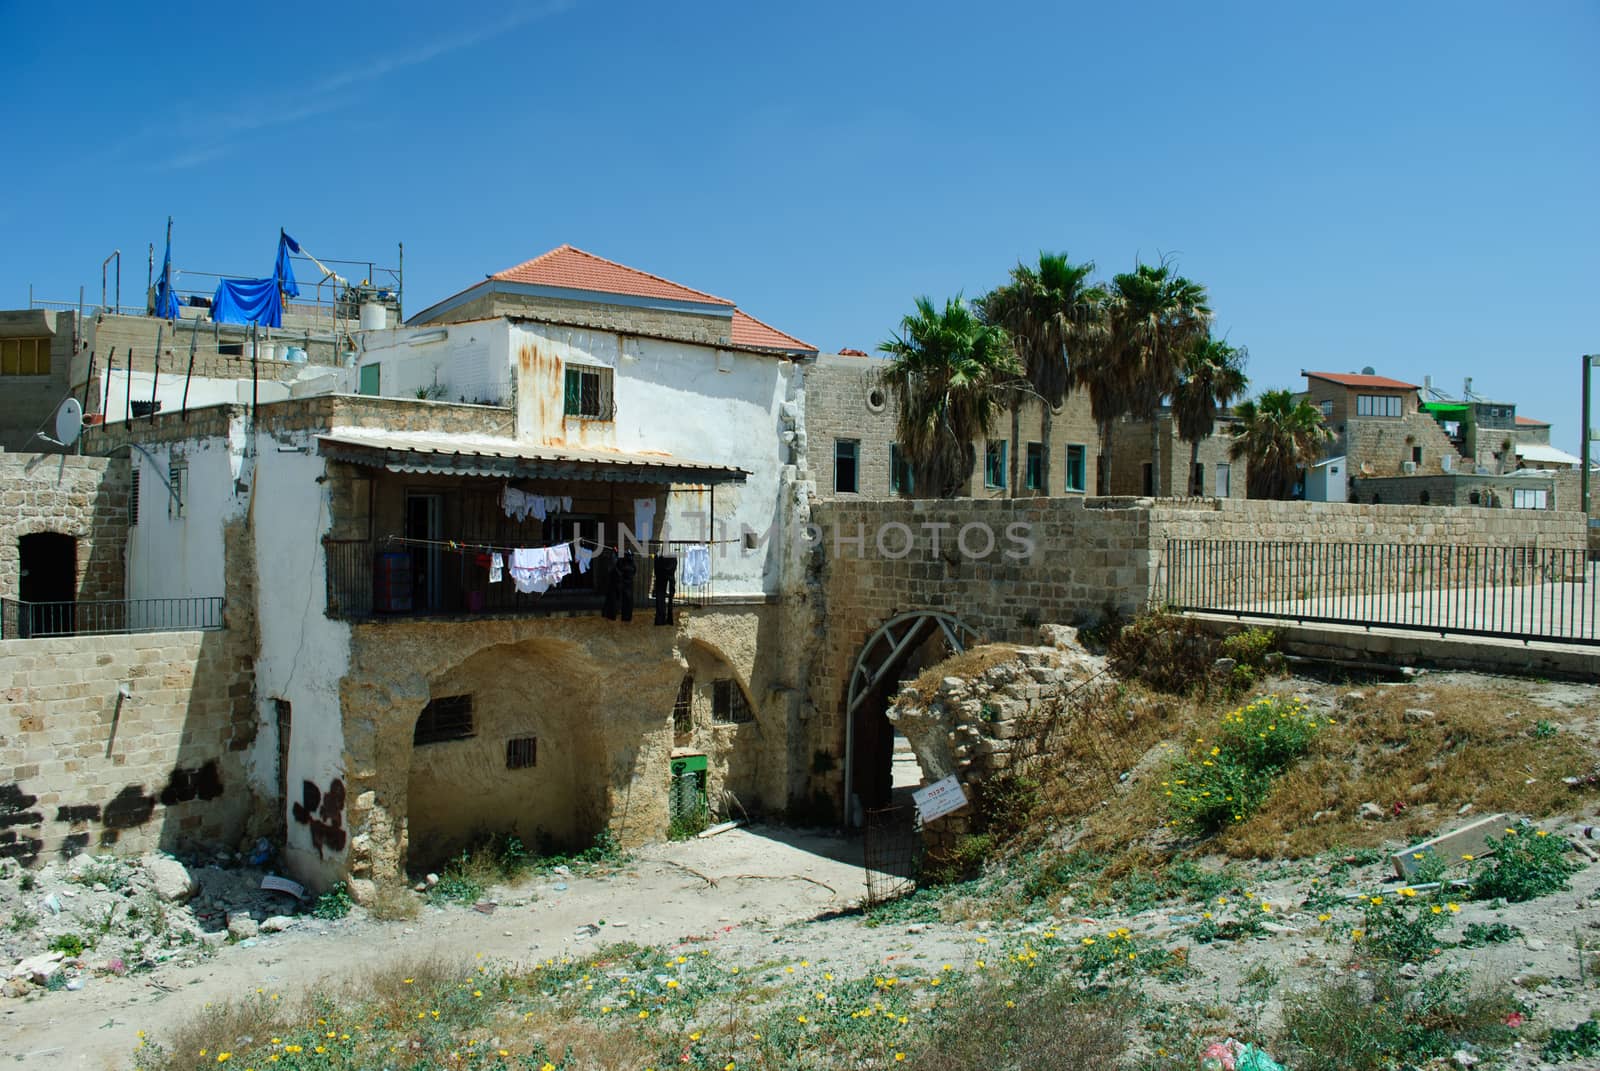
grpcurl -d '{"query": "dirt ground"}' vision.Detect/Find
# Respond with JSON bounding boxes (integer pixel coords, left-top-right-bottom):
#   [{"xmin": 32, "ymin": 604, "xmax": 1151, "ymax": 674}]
[
  {"xmin": 9, "ymin": 668, "xmax": 1600, "ymax": 1070},
  {"xmin": 0, "ymin": 828, "xmax": 868, "ymax": 1070}
]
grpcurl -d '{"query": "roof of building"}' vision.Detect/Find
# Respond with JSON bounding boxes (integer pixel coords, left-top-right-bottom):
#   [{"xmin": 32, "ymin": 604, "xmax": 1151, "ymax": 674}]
[
  {"xmin": 1304, "ymin": 371, "xmax": 1420, "ymax": 390},
  {"xmin": 410, "ymin": 244, "xmax": 816, "ymax": 354},
  {"xmin": 836, "ymin": 347, "xmax": 871, "ymax": 357},
  {"xmin": 729, "ymin": 310, "xmax": 814, "ymax": 353},
  {"xmin": 317, "ymin": 429, "xmax": 748, "ymax": 485},
  {"xmin": 1514, "ymin": 442, "xmax": 1583, "ymax": 467},
  {"xmin": 1515, "ymin": 414, "xmax": 1552, "ymax": 427},
  {"xmin": 489, "ymin": 244, "xmax": 734, "ymax": 307}
]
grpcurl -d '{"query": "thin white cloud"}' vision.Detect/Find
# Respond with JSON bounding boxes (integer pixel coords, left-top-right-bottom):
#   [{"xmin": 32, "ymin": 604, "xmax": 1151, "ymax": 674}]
[{"xmin": 146, "ymin": 2, "xmax": 574, "ymax": 172}]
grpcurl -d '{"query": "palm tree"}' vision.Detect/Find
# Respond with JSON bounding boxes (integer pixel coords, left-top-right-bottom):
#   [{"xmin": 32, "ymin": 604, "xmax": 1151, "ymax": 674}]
[
  {"xmin": 879, "ymin": 296, "xmax": 1020, "ymax": 498},
  {"xmin": 1107, "ymin": 262, "xmax": 1211, "ymax": 495},
  {"xmin": 1172, "ymin": 337, "xmax": 1250, "ymax": 495},
  {"xmin": 977, "ymin": 253, "xmax": 1106, "ymax": 495},
  {"xmin": 1229, "ymin": 389, "xmax": 1333, "ymax": 500}
]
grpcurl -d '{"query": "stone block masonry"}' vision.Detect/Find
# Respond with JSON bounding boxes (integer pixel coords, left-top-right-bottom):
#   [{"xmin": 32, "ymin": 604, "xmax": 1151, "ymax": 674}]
[
  {"xmin": 0, "ymin": 629, "xmax": 252, "ymax": 866},
  {"xmin": 0, "ymin": 454, "xmax": 128, "ymax": 605}
]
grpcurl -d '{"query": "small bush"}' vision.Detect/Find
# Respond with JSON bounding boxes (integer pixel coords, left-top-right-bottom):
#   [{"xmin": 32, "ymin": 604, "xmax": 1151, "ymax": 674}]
[
  {"xmin": 1107, "ymin": 611, "xmax": 1216, "ymax": 694},
  {"xmin": 1165, "ymin": 694, "xmax": 1323, "ymax": 836},
  {"xmin": 427, "ymin": 854, "xmax": 487, "ymax": 906},
  {"xmin": 1219, "ymin": 626, "xmax": 1277, "ymax": 689},
  {"xmin": 311, "ymin": 882, "xmax": 353, "ymax": 920},
  {"xmin": 1278, "ymin": 971, "xmax": 1518, "ymax": 1071},
  {"xmin": 1072, "ymin": 927, "xmax": 1188, "ymax": 983},
  {"xmin": 1460, "ymin": 921, "xmax": 1522, "ymax": 946},
  {"xmin": 1357, "ymin": 890, "xmax": 1450, "ymax": 965},
  {"xmin": 8, "ymin": 909, "xmax": 38, "ymax": 932},
  {"xmin": 1544, "ymin": 1019, "xmax": 1600, "ymax": 1063},
  {"xmin": 668, "ymin": 807, "xmax": 710, "ymax": 841},
  {"xmin": 1473, "ymin": 825, "xmax": 1581, "ymax": 902},
  {"xmin": 48, "ymin": 932, "xmax": 87, "ymax": 956}
]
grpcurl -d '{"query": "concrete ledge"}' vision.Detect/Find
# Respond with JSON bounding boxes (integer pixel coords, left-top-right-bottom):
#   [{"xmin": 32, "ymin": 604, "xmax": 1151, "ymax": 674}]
[{"xmin": 1185, "ymin": 612, "xmax": 1600, "ymax": 680}]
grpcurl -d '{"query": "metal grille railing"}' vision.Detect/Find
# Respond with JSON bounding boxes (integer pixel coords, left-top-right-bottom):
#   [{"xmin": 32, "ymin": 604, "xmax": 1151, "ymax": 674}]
[
  {"xmin": 1164, "ymin": 539, "xmax": 1598, "ymax": 645},
  {"xmin": 0, "ymin": 596, "xmax": 225, "ymax": 639},
  {"xmin": 324, "ymin": 539, "xmax": 714, "ymax": 621}
]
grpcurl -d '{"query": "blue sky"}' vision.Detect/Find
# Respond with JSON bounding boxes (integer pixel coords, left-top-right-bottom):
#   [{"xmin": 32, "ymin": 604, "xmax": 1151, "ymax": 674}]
[{"xmin": 3, "ymin": 2, "xmax": 1595, "ymax": 453}]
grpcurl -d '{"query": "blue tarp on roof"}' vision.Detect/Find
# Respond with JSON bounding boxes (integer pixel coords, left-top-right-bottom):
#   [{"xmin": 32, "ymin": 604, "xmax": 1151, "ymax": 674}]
[
  {"xmin": 212, "ymin": 276, "xmax": 284, "ymax": 327},
  {"xmin": 210, "ymin": 230, "xmax": 302, "ymax": 327}
]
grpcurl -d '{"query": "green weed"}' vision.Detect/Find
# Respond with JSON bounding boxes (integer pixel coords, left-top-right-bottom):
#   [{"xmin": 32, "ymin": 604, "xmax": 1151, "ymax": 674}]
[
  {"xmin": 311, "ymin": 882, "xmax": 353, "ymax": 920},
  {"xmin": 1472, "ymin": 825, "xmax": 1582, "ymax": 902}
]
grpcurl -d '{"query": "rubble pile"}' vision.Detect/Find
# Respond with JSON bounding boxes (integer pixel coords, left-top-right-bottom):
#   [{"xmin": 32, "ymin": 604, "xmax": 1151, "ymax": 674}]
[{"xmin": 0, "ymin": 849, "xmax": 308, "ymax": 999}]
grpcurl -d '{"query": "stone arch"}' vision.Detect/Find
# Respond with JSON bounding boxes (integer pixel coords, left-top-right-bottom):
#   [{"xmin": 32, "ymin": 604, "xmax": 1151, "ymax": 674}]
[{"xmin": 843, "ymin": 610, "xmax": 980, "ymax": 826}]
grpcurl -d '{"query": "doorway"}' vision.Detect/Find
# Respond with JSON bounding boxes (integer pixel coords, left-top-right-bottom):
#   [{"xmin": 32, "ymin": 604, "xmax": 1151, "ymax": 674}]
[
  {"xmin": 405, "ymin": 493, "xmax": 443, "ymax": 611},
  {"xmin": 18, "ymin": 532, "xmax": 77, "ymax": 637}
]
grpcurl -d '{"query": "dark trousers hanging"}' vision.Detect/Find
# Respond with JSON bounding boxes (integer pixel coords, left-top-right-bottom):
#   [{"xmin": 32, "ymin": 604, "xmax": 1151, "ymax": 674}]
[
  {"xmin": 603, "ymin": 551, "xmax": 636, "ymax": 622},
  {"xmin": 653, "ymin": 554, "xmax": 678, "ymax": 626}
]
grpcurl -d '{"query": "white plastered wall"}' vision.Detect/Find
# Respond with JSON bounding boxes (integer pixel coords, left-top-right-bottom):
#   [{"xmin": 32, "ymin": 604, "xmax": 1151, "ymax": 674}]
[{"xmin": 352, "ymin": 320, "xmax": 512, "ymax": 406}]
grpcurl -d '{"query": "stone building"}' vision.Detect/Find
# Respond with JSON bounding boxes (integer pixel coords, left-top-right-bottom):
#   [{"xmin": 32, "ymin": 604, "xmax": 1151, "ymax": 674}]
[
  {"xmin": 1106, "ymin": 411, "xmax": 1242, "ymax": 498},
  {"xmin": 805, "ymin": 351, "xmax": 1105, "ymax": 501}
]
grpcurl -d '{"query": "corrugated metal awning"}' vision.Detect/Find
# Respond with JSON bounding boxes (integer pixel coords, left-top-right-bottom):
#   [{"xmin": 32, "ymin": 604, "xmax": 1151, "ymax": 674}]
[{"xmin": 317, "ymin": 429, "xmax": 748, "ymax": 485}]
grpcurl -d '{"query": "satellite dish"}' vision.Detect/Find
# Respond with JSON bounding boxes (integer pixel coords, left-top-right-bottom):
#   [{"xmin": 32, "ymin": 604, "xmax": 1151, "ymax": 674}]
[
  {"xmin": 1361, "ymin": 365, "xmax": 1377, "ymax": 376},
  {"xmin": 54, "ymin": 397, "xmax": 84, "ymax": 446}
]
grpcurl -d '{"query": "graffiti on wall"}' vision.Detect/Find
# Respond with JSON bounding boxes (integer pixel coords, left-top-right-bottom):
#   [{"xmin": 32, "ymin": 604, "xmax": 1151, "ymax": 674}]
[
  {"xmin": 290, "ymin": 777, "xmax": 347, "ymax": 856},
  {"xmin": 0, "ymin": 759, "xmax": 224, "ymax": 865}
]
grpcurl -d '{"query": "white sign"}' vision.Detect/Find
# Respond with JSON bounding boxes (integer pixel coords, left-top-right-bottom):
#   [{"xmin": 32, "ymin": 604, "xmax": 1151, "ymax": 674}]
[{"xmin": 912, "ymin": 774, "xmax": 969, "ymax": 823}]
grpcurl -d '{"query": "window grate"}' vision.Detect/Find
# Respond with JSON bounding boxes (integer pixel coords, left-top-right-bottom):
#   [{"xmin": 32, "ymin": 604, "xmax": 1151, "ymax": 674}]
[
  {"xmin": 712, "ymin": 678, "xmax": 754, "ymax": 724},
  {"xmin": 673, "ymin": 674, "xmax": 694, "ymax": 734},
  {"xmin": 129, "ymin": 467, "xmax": 141, "ymax": 524},
  {"xmin": 506, "ymin": 736, "xmax": 537, "ymax": 769},
  {"xmin": 563, "ymin": 366, "xmax": 613, "ymax": 419},
  {"xmin": 167, "ymin": 459, "xmax": 186, "ymax": 518},
  {"xmin": 415, "ymin": 694, "xmax": 474, "ymax": 745}
]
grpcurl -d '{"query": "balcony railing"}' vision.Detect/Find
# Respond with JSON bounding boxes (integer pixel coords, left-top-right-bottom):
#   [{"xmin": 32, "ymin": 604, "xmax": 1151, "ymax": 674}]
[
  {"xmin": 0, "ymin": 596, "xmax": 225, "ymax": 639},
  {"xmin": 324, "ymin": 539, "xmax": 713, "ymax": 621}
]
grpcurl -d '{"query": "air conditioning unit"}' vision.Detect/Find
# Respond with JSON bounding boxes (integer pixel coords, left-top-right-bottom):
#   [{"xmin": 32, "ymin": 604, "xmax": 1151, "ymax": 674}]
[{"xmin": 1401, "ymin": 460, "xmax": 1417, "ymax": 474}]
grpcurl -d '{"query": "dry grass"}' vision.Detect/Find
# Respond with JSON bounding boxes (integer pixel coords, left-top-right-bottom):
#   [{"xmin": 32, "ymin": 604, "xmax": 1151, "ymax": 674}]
[
  {"xmin": 906, "ymin": 644, "xmax": 1024, "ymax": 702},
  {"xmin": 367, "ymin": 880, "xmax": 423, "ymax": 922},
  {"xmin": 1053, "ymin": 679, "xmax": 1600, "ymax": 863},
  {"xmin": 901, "ymin": 980, "xmax": 1135, "ymax": 1070}
]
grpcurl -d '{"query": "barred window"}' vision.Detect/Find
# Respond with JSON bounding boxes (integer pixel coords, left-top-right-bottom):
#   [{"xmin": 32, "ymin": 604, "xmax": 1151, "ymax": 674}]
[
  {"xmin": 167, "ymin": 459, "xmax": 186, "ymax": 518},
  {"xmin": 505, "ymin": 736, "xmax": 537, "ymax": 769},
  {"xmin": 673, "ymin": 674, "xmax": 694, "ymax": 734},
  {"xmin": 711, "ymin": 678, "xmax": 754, "ymax": 724},
  {"xmin": 129, "ymin": 466, "xmax": 141, "ymax": 524},
  {"xmin": 414, "ymin": 694, "xmax": 474, "ymax": 745}
]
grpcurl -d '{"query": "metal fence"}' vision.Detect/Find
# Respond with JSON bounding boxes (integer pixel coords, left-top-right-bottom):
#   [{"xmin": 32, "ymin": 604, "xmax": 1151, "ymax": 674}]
[
  {"xmin": 1164, "ymin": 539, "xmax": 1598, "ymax": 645},
  {"xmin": 324, "ymin": 539, "xmax": 714, "ymax": 621},
  {"xmin": 862, "ymin": 803, "xmax": 922, "ymax": 906},
  {"xmin": 0, "ymin": 596, "xmax": 225, "ymax": 639}
]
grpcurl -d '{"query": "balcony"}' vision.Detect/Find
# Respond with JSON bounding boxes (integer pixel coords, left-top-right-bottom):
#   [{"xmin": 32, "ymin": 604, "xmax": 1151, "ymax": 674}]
[
  {"xmin": 323, "ymin": 539, "xmax": 712, "ymax": 622},
  {"xmin": 0, "ymin": 596, "xmax": 226, "ymax": 639}
]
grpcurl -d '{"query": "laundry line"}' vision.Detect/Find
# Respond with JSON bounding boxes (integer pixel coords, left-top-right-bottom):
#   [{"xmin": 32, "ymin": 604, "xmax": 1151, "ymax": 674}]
[{"xmin": 377, "ymin": 533, "xmax": 738, "ymax": 556}]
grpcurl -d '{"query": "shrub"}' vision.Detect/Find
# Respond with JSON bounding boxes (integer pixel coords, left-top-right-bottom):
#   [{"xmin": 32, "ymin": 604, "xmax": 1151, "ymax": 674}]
[
  {"xmin": 1472, "ymin": 825, "xmax": 1581, "ymax": 902},
  {"xmin": 1278, "ymin": 971, "xmax": 1518, "ymax": 1071},
  {"xmin": 311, "ymin": 882, "xmax": 353, "ymax": 920},
  {"xmin": 48, "ymin": 932, "xmax": 87, "ymax": 956},
  {"xmin": 1544, "ymin": 1019, "xmax": 1600, "ymax": 1063},
  {"xmin": 1165, "ymin": 695, "xmax": 1323, "ymax": 836},
  {"xmin": 427, "ymin": 854, "xmax": 486, "ymax": 906},
  {"xmin": 1107, "ymin": 611, "xmax": 1216, "ymax": 693},
  {"xmin": 1219, "ymin": 626, "xmax": 1277, "ymax": 689},
  {"xmin": 1357, "ymin": 890, "xmax": 1450, "ymax": 965},
  {"xmin": 1460, "ymin": 921, "xmax": 1522, "ymax": 946},
  {"xmin": 1072, "ymin": 927, "xmax": 1188, "ymax": 984}
]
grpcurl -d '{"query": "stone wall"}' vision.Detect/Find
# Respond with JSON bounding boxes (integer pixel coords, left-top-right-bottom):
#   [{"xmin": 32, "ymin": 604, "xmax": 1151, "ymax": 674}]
[
  {"xmin": 799, "ymin": 494, "xmax": 1591, "ymax": 821},
  {"xmin": 0, "ymin": 629, "xmax": 253, "ymax": 865},
  {"xmin": 326, "ymin": 604, "xmax": 790, "ymax": 895},
  {"xmin": 1352, "ymin": 473, "xmax": 1557, "ymax": 510},
  {"xmin": 82, "ymin": 394, "xmax": 514, "ymax": 456},
  {"xmin": 1108, "ymin": 414, "xmax": 1240, "ymax": 497},
  {"xmin": 0, "ymin": 454, "xmax": 128, "ymax": 607},
  {"xmin": 1340, "ymin": 412, "xmax": 1463, "ymax": 480},
  {"xmin": 0, "ymin": 310, "xmax": 77, "ymax": 454},
  {"xmin": 804, "ymin": 354, "xmax": 1103, "ymax": 500}
]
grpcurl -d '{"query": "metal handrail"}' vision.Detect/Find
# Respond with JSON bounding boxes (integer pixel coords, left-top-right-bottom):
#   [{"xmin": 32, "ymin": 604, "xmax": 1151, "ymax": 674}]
[{"xmin": 0, "ymin": 596, "xmax": 225, "ymax": 639}]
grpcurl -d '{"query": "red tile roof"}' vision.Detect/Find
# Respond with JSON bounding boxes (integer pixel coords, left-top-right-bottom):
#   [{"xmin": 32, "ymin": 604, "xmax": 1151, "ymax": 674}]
[
  {"xmin": 836, "ymin": 348, "xmax": 871, "ymax": 357},
  {"xmin": 490, "ymin": 244, "xmax": 735, "ymax": 307},
  {"xmin": 1304, "ymin": 371, "xmax": 1419, "ymax": 390},
  {"xmin": 1515, "ymin": 414, "xmax": 1550, "ymax": 426},
  {"xmin": 730, "ymin": 310, "xmax": 815, "ymax": 353}
]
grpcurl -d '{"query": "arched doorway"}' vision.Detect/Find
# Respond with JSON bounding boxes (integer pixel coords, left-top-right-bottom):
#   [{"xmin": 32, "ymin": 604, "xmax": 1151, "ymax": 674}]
[
  {"xmin": 18, "ymin": 532, "xmax": 76, "ymax": 637},
  {"xmin": 843, "ymin": 611, "xmax": 980, "ymax": 827}
]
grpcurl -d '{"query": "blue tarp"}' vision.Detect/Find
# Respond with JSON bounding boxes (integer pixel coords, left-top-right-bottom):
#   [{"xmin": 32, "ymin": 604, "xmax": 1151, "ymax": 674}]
[
  {"xmin": 210, "ymin": 230, "xmax": 303, "ymax": 327},
  {"xmin": 212, "ymin": 276, "xmax": 284, "ymax": 327},
  {"xmin": 276, "ymin": 231, "xmax": 301, "ymax": 299},
  {"xmin": 154, "ymin": 238, "xmax": 180, "ymax": 320}
]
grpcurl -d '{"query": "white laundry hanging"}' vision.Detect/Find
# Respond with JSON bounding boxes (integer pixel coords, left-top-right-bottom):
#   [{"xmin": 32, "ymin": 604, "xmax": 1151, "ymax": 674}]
[{"xmin": 681, "ymin": 544, "xmax": 711, "ymax": 586}]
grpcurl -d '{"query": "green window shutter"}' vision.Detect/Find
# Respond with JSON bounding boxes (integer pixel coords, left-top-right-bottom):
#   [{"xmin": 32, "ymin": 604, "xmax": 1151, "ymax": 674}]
[
  {"xmin": 564, "ymin": 368, "xmax": 581, "ymax": 416},
  {"xmin": 358, "ymin": 363, "xmax": 381, "ymax": 396}
]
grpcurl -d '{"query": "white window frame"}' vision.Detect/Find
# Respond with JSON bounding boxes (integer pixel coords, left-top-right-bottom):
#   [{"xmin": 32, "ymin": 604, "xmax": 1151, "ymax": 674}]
[{"xmin": 1356, "ymin": 394, "xmax": 1402, "ymax": 417}]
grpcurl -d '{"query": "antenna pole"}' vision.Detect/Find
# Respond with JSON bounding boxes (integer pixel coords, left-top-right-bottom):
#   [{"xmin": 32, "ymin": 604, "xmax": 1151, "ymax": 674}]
[
  {"xmin": 181, "ymin": 316, "xmax": 199, "ymax": 421},
  {"xmin": 81, "ymin": 349, "xmax": 96, "ymax": 415},
  {"xmin": 103, "ymin": 347, "xmax": 116, "ymax": 416},
  {"xmin": 150, "ymin": 324, "xmax": 163, "ymax": 424},
  {"xmin": 124, "ymin": 348, "xmax": 132, "ymax": 422}
]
